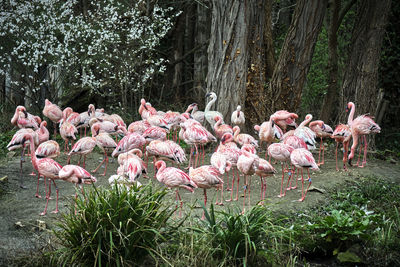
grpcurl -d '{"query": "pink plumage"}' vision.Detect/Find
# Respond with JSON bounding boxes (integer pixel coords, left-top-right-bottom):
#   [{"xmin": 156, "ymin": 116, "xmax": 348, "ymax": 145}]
[
  {"xmin": 290, "ymin": 148, "xmax": 319, "ymax": 202},
  {"xmin": 213, "ymin": 116, "xmax": 233, "ymax": 140},
  {"xmin": 35, "ymin": 140, "xmax": 60, "ymax": 159},
  {"xmin": 112, "ymin": 132, "xmax": 146, "ymax": 157},
  {"xmin": 232, "ymin": 126, "xmax": 258, "ymax": 148},
  {"xmin": 128, "ymin": 120, "xmax": 151, "ymax": 135}
]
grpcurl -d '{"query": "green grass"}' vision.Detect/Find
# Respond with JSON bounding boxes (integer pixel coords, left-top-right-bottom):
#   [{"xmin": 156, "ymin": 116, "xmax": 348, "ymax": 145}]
[{"xmin": 52, "ymin": 184, "xmax": 174, "ymax": 266}]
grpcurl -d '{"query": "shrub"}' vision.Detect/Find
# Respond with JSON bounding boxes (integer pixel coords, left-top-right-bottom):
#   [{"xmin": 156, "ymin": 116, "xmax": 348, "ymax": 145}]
[{"xmin": 53, "ymin": 184, "xmax": 174, "ymax": 266}]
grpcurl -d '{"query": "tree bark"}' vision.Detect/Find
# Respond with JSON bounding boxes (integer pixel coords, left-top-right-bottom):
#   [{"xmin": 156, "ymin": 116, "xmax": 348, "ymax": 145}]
[
  {"xmin": 339, "ymin": 0, "xmax": 392, "ymax": 122},
  {"xmin": 193, "ymin": 1, "xmax": 210, "ymax": 105},
  {"xmin": 266, "ymin": 0, "xmax": 328, "ymax": 116},
  {"xmin": 320, "ymin": 0, "xmax": 356, "ymax": 124},
  {"xmin": 207, "ymin": 0, "xmax": 273, "ymax": 131}
]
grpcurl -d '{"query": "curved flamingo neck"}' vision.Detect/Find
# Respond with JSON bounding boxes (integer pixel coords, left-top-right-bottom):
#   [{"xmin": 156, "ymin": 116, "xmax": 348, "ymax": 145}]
[
  {"xmin": 205, "ymin": 95, "xmax": 217, "ymax": 113},
  {"xmin": 214, "ymin": 117, "xmax": 222, "ymax": 130},
  {"xmin": 233, "ymin": 126, "xmax": 240, "ymax": 139},
  {"xmin": 156, "ymin": 161, "xmax": 166, "ymax": 173},
  {"xmin": 299, "ymin": 115, "xmax": 313, "ymax": 128},
  {"xmin": 347, "ymin": 102, "xmax": 355, "ymax": 125},
  {"xmin": 27, "ymin": 135, "xmax": 38, "ymax": 170}
]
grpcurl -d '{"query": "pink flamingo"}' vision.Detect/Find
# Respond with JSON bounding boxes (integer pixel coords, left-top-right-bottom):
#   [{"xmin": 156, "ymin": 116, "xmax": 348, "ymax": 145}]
[
  {"xmin": 210, "ymin": 152, "xmax": 232, "ymax": 205},
  {"xmin": 290, "ymin": 148, "xmax": 319, "ymax": 202},
  {"xmin": 60, "ymin": 108, "xmax": 78, "ymax": 152},
  {"xmin": 146, "ymin": 140, "xmax": 187, "ymax": 170},
  {"xmin": 117, "ymin": 150, "xmax": 147, "ymax": 182},
  {"xmin": 232, "ymin": 126, "xmax": 258, "ymax": 148},
  {"xmin": 213, "ymin": 115, "xmax": 233, "ymax": 140},
  {"xmin": 68, "ymin": 137, "xmax": 97, "ymax": 168},
  {"xmin": 154, "ymin": 160, "xmax": 198, "ymax": 217},
  {"xmin": 283, "ymin": 114, "xmax": 316, "ymax": 150},
  {"xmin": 217, "ymin": 133, "xmax": 241, "ymax": 202},
  {"xmin": 271, "ymin": 110, "xmax": 298, "ymax": 132},
  {"xmin": 24, "ymin": 133, "xmax": 63, "ymax": 215},
  {"xmin": 64, "ymin": 107, "xmax": 81, "ymax": 127},
  {"xmin": 142, "ymin": 126, "xmax": 168, "ymax": 142},
  {"xmin": 14, "ymin": 106, "xmax": 40, "ymax": 130},
  {"xmin": 231, "ymin": 105, "xmax": 245, "ymax": 126},
  {"xmin": 42, "ymin": 99, "xmax": 63, "ymax": 136},
  {"xmin": 237, "ymin": 145, "xmax": 259, "ymax": 213},
  {"xmin": 11, "ymin": 106, "xmax": 26, "ymax": 127},
  {"xmin": 268, "ymin": 143, "xmax": 294, "ymax": 197},
  {"xmin": 59, "ymin": 165, "xmax": 97, "ymax": 211},
  {"xmin": 92, "ymin": 132, "xmax": 117, "ymax": 176},
  {"xmin": 111, "ymin": 132, "xmax": 146, "ymax": 158},
  {"xmin": 309, "ymin": 120, "xmax": 333, "ymax": 165},
  {"xmin": 189, "ymin": 165, "xmax": 224, "ymax": 219},
  {"xmin": 331, "ymin": 124, "xmax": 351, "ymax": 171},
  {"xmin": 254, "ymin": 116, "xmax": 283, "ymax": 159},
  {"xmin": 128, "ymin": 120, "xmax": 151, "ymax": 135},
  {"xmin": 36, "ymin": 121, "xmax": 50, "ymax": 145},
  {"xmin": 255, "ymin": 157, "xmax": 276, "ymax": 204},
  {"xmin": 7, "ymin": 128, "xmax": 39, "ymax": 188},
  {"xmin": 139, "ymin": 98, "xmax": 157, "ymax": 119},
  {"xmin": 347, "ymin": 102, "xmax": 381, "ymax": 167},
  {"xmin": 181, "ymin": 123, "xmax": 216, "ymax": 168},
  {"xmin": 283, "ymin": 135, "xmax": 307, "ymax": 189},
  {"xmin": 185, "ymin": 103, "xmax": 205, "ymax": 124},
  {"xmin": 35, "ymin": 140, "xmax": 60, "ymax": 197}
]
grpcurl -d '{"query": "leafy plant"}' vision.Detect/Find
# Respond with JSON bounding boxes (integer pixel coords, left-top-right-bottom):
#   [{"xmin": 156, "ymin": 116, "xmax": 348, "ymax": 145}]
[
  {"xmin": 194, "ymin": 203, "xmax": 292, "ymax": 266},
  {"xmin": 53, "ymin": 184, "xmax": 174, "ymax": 266}
]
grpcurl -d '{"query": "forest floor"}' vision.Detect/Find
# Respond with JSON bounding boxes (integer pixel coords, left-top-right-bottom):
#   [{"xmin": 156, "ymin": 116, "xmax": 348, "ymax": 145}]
[{"xmin": 0, "ymin": 143, "xmax": 399, "ymax": 266}]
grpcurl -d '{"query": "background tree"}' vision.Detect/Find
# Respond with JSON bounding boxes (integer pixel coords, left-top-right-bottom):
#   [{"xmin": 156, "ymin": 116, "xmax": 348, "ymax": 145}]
[
  {"xmin": 266, "ymin": 0, "xmax": 328, "ymax": 117},
  {"xmin": 339, "ymin": 0, "xmax": 392, "ymax": 122}
]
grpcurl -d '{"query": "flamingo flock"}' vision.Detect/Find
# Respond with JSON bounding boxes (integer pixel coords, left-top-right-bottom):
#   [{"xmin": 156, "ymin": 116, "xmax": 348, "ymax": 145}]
[{"xmin": 7, "ymin": 95, "xmax": 380, "ymax": 216}]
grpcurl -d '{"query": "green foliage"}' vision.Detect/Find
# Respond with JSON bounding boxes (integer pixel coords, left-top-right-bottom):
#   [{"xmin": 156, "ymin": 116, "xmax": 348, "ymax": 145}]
[
  {"xmin": 52, "ymin": 184, "xmax": 174, "ymax": 266},
  {"xmin": 193, "ymin": 204, "xmax": 293, "ymax": 266}
]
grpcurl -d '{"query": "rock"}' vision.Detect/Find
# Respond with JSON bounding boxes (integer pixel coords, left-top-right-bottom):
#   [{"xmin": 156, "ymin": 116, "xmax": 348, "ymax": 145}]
[
  {"xmin": 15, "ymin": 221, "xmax": 24, "ymax": 228},
  {"xmin": 337, "ymin": 250, "xmax": 362, "ymax": 263},
  {"xmin": 390, "ymin": 158, "xmax": 397, "ymax": 164},
  {"xmin": 36, "ymin": 220, "xmax": 46, "ymax": 231},
  {"xmin": 308, "ymin": 186, "xmax": 326, "ymax": 194}
]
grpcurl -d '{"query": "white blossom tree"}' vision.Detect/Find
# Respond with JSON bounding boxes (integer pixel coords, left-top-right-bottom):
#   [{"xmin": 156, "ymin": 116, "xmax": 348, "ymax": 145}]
[{"xmin": 0, "ymin": 0, "xmax": 177, "ymax": 113}]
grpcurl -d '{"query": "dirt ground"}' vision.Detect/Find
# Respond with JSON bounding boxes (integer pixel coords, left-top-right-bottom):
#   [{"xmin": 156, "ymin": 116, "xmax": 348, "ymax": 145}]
[{"xmin": 1, "ymin": 142, "xmax": 399, "ymax": 265}]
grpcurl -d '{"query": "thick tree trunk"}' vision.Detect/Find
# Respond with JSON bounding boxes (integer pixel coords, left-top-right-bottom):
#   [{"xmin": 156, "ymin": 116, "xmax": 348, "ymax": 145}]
[
  {"xmin": 207, "ymin": 0, "xmax": 247, "ymax": 124},
  {"xmin": 320, "ymin": 0, "xmax": 356, "ymax": 124},
  {"xmin": 266, "ymin": 0, "xmax": 328, "ymax": 116},
  {"xmin": 339, "ymin": 0, "xmax": 391, "ymax": 121},
  {"xmin": 244, "ymin": 0, "xmax": 273, "ymax": 130},
  {"xmin": 207, "ymin": 0, "xmax": 272, "ymax": 131},
  {"xmin": 193, "ymin": 2, "xmax": 210, "ymax": 105}
]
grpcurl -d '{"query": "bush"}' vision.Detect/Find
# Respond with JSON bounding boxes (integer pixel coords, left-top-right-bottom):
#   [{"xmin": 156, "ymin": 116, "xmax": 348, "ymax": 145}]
[{"xmin": 53, "ymin": 184, "xmax": 174, "ymax": 266}]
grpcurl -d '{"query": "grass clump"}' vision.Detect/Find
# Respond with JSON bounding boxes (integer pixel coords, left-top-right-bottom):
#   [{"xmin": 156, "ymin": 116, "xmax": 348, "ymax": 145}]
[{"xmin": 52, "ymin": 184, "xmax": 174, "ymax": 266}]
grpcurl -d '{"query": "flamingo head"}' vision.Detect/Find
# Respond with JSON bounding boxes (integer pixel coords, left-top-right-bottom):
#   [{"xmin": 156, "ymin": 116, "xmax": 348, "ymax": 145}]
[
  {"xmin": 154, "ymin": 160, "xmax": 165, "ymax": 173},
  {"xmin": 81, "ymin": 175, "xmax": 97, "ymax": 185},
  {"xmin": 254, "ymin": 125, "xmax": 260, "ymax": 132},
  {"xmin": 221, "ymin": 133, "xmax": 233, "ymax": 144},
  {"xmin": 214, "ymin": 115, "xmax": 222, "ymax": 122},
  {"xmin": 237, "ymin": 105, "xmax": 241, "ymax": 111},
  {"xmin": 205, "ymin": 92, "xmax": 216, "ymax": 99},
  {"xmin": 41, "ymin": 121, "xmax": 47, "ymax": 127},
  {"xmin": 346, "ymin": 102, "xmax": 354, "ymax": 112}
]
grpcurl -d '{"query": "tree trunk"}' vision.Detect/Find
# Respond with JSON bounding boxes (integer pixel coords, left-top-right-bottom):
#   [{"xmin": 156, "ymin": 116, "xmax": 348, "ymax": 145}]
[
  {"xmin": 320, "ymin": 0, "xmax": 356, "ymax": 124},
  {"xmin": 339, "ymin": 0, "xmax": 392, "ymax": 121},
  {"xmin": 193, "ymin": 1, "xmax": 210, "ymax": 106},
  {"xmin": 266, "ymin": 0, "xmax": 328, "ymax": 116},
  {"xmin": 244, "ymin": 0, "xmax": 273, "ymax": 130},
  {"xmin": 207, "ymin": 0, "xmax": 273, "ymax": 131}
]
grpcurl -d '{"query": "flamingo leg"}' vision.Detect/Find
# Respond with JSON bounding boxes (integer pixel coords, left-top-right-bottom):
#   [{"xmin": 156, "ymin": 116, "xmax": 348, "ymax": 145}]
[
  {"xmin": 92, "ymin": 154, "xmax": 106, "ymax": 173},
  {"xmin": 284, "ymin": 167, "xmax": 293, "ymax": 195},
  {"xmin": 102, "ymin": 155, "xmax": 109, "ymax": 176},
  {"xmin": 299, "ymin": 169, "xmax": 312, "ymax": 202},
  {"xmin": 19, "ymin": 148, "xmax": 27, "ymax": 189},
  {"xmin": 360, "ymin": 135, "xmax": 368, "ymax": 168},
  {"xmin": 248, "ymin": 176, "xmax": 251, "ymax": 207},
  {"xmin": 259, "ymin": 176, "xmax": 264, "ymax": 204},
  {"xmin": 226, "ymin": 168, "xmax": 236, "ymax": 202},
  {"xmin": 51, "ymin": 180, "xmax": 59, "ymax": 213},
  {"xmin": 235, "ymin": 170, "xmax": 240, "ymax": 201},
  {"xmin": 335, "ymin": 141, "xmax": 339, "ymax": 171},
  {"xmin": 321, "ymin": 138, "xmax": 325, "ymax": 165},
  {"xmin": 176, "ymin": 190, "xmax": 183, "ymax": 217},
  {"xmin": 35, "ymin": 172, "xmax": 42, "ymax": 198},
  {"xmin": 83, "ymin": 155, "xmax": 86, "ymax": 169},
  {"xmin": 317, "ymin": 137, "xmax": 322, "ymax": 166},
  {"xmin": 41, "ymin": 178, "xmax": 51, "ymax": 216},
  {"xmin": 278, "ymin": 163, "xmax": 285, "ymax": 197},
  {"xmin": 242, "ymin": 175, "xmax": 247, "ymax": 214},
  {"xmin": 194, "ymin": 145, "xmax": 199, "ymax": 168}
]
